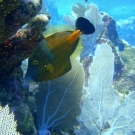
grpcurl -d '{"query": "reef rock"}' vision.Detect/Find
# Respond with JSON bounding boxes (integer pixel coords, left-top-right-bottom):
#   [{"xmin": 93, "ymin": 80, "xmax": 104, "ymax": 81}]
[
  {"xmin": 0, "ymin": 0, "xmax": 51, "ymax": 134},
  {"xmin": 102, "ymin": 13, "xmax": 125, "ymax": 51},
  {"xmin": 0, "ymin": 0, "xmax": 41, "ymax": 44},
  {"xmin": 0, "ymin": 1, "xmax": 50, "ymax": 80}
]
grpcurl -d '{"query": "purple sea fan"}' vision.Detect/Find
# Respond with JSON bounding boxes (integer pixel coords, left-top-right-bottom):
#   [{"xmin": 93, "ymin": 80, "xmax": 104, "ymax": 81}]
[{"xmin": 35, "ymin": 59, "xmax": 84, "ymax": 134}]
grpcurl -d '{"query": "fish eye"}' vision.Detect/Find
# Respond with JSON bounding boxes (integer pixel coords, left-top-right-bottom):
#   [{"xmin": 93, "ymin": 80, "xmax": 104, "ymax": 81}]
[{"xmin": 33, "ymin": 60, "xmax": 38, "ymax": 65}]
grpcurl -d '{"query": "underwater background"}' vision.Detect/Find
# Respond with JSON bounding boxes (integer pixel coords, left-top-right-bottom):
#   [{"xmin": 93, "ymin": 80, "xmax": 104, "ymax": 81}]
[
  {"xmin": 47, "ymin": 0, "xmax": 135, "ymax": 46},
  {"xmin": 55, "ymin": 0, "xmax": 135, "ymax": 20},
  {"xmin": 0, "ymin": 0, "xmax": 135, "ymax": 135}
]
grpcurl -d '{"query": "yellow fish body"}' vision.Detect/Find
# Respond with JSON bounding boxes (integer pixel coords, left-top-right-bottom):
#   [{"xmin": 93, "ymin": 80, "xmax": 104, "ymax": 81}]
[{"xmin": 25, "ymin": 17, "xmax": 95, "ymax": 82}]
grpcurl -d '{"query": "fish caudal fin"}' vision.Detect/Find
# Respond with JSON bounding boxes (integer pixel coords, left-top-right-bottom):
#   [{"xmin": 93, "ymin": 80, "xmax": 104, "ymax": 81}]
[
  {"xmin": 66, "ymin": 30, "xmax": 82, "ymax": 43},
  {"xmin": 75, "ymin": 17, "xmax": 95, "ymax": 34}
]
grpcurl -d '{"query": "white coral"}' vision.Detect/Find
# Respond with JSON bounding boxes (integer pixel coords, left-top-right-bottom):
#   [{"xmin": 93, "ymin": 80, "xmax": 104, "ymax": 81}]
[
  {"xmin": 75, "ymin": 43, "xmax": 135, "ymax": 135},
  {"xmin": 63, "ymin": 3, "xmax": 104, "ymax": 57},
  {"xmin": 0, "ymin": 104, "xmax": 21, "ymax": 135}
]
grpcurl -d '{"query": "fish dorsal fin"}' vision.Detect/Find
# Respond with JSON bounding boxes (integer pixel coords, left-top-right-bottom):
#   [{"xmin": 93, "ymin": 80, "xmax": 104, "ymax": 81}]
[{"xmin": 42, "ymin": 24, "xmax": 73, "ymax": 38}]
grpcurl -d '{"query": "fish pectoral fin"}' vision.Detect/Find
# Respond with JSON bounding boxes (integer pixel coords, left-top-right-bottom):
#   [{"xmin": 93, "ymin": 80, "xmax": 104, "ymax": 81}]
[{"xmin": 38, "ymin": 39, "xmax": 56, "ymax": 61}]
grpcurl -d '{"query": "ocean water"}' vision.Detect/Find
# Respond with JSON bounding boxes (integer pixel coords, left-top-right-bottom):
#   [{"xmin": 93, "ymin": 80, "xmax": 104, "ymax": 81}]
[
  {"xmin": 55, "ymin": 0, "xmax": 135, "ymax": 20},
  {"xmin": 1, "ymin": 0, "xmax": 135, "ymax": 135},
  {"xmin": 47, "ymin": 0, "xmax": 135, "ymax": 45}
]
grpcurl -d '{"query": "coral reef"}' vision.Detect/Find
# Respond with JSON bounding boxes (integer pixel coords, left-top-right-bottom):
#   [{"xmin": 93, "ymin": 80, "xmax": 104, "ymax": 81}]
[
  {"xmin": 0, "ymin": 68, "xmax": 28, "ymax": 104},
  {"xmin": 75, "ymin": 43, "xmax": 115, "ymax": 134},
  {"xmin": 0, "ymin": 13, "xmax": 50, "ymax": 81},
  {"xmin": 0, "ymin": 104, "xmax": 21, "ymax": 135},
  {"xmin": 0, "ymin": 67, "xmax": 37, "ymax": 135},
  {"xmin": 114, "ymin": 43, "xmax": 135, "ymax": 93},
  {"xmin": 1, "ymin": 1, "xmax": 135, "ymax": 135},
  {"xmin": 119, "ymin": 44, "xmax": 135, "ymax": 70},
  {"xmin": 75, "ymin": 43, "xmax": 135, "ymax": 135},
  {"xmin": 63, "ymin": 2, "xmax": 135, "ymax": 135},
  {"xmin": 12, "ymin": 103, "xmax": 37, "ymax": 135},
  {"xmin": 0, "ymin": 0, "xmax": 51, "ymax": 134},
  {"xmin": 102, "ymin": 13, "xmax": 125, "ymax": 51},
  {"xmin": 0, "ymin": 0, "xmax": 48, "ymax": 85},
  {"xmin": 0, "ymin": 0, "xmax": 21, "ymax": 43},
  {"xmin": 0, "ymin": 0, "xmax": 41, "ymax": 44},
  {"xmin": 35, "ymin": 59, "xmax": 84, "ymax": 134}
]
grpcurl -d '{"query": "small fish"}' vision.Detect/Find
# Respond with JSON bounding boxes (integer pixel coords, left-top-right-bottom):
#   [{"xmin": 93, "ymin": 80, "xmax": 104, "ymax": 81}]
[{"xmin": 25, "ymin": 17, "xmax": 95, "ymax": 82}]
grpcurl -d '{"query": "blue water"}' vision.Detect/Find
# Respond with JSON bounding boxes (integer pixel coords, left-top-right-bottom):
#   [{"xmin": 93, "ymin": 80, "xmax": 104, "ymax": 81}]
[
  {"xmin": 55, "ymin": 0, "xmax": 135, "ymax": 20},
  {"xmin": 44, "ymin": 0, "xmax": 135, "ymax": 45}
]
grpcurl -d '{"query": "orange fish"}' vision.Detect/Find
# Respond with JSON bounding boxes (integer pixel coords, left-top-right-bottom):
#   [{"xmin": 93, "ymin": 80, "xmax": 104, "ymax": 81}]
[{"xmin": 25, "ymin": 17, "xmax": 95, "ymax": 82}]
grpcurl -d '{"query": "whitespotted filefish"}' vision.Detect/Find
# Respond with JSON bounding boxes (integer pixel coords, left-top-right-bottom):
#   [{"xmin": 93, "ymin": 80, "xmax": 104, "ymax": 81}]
[{"xmin": 25, "ymin": 17, "xmax": 95, "ymax": 82}]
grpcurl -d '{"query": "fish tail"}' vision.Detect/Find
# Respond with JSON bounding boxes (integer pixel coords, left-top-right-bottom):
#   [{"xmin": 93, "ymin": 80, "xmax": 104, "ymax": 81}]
[
  {"xmin": 66, "ymin": 30, "xmax": 82, "ymax": 43},
  {"xmin": 75, "ymin": 17, "xmax": 95, "ymax": 35}
]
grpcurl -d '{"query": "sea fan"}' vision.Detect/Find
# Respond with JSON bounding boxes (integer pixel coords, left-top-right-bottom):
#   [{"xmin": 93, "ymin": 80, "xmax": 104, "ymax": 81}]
[
  {"xmin": 75, "ymin": 43, "xmax": 135, "ymax": 135},
  {"xmin": 63, "ymin": 3, "xmax": 104, "ymax": 58},
  {"xmin": 0, "ymin": 104, "xmax": 21, "ymax": 135},
  {"xmin": 35, "ymin": 59, "xmax": 84, "ymax": 134}
]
